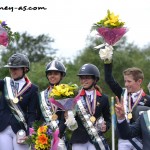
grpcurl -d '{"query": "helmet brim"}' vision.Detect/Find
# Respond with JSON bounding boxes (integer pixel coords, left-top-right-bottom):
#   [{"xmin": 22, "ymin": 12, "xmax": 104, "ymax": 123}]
[{"xmin": 4, "ymin": 65, "xmax": 29, "ymax": 68}]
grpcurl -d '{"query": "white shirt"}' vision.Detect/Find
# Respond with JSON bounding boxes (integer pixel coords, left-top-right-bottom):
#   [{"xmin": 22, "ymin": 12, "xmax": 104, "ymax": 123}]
[
  {"xmin": 85, "ymin": 90, "xmax": 94, "ymax": 102},
  {"xmin": 13, "ymin": 78, "xmax": 26, "ymax": 92}
]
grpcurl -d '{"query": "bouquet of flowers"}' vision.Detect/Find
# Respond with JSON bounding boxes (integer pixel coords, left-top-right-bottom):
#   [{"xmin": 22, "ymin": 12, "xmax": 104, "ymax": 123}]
[
  {"xmin": 49, "ymin": 83, "xmax": 79, "ymax": 131},
  {"xmin": 49, "ymin": 83, "xmax": 79, "ymax": 110},
  {"xmin": 0, "ymin": 20, "xmax": 19, "ymax": 48},
  {"xmin": 92, "ymin": 10, "xmax": 127, "ymax": 63},
  {"xmin": 25, "ymin": 121, "xmax": 53, "ymax": 150}
]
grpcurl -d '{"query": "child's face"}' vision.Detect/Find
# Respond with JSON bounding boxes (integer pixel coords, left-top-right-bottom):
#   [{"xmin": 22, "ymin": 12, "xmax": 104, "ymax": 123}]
[
  {"xmin": 9, "ymin": 68, "xmax": 24, "ymax": 80},
  {"xmin": 124, "ymin": 74, "xmax": 142, "ymax": 93},
  {"xmin": 47, "ymin": 71, "xmax": 62, "ymax": 85},
  {"xmin": 79, "ymin": 75, "xmax": 94, "ymax": 90}
]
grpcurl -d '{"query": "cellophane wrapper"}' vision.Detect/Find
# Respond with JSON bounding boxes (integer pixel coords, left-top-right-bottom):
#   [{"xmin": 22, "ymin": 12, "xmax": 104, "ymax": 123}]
[
  {"xmin": 0, "ymin": 26, "xmax": 8, "ymax": 47},
  {"xmin": 49, "ymin": 97, "xmax": 78, "ymax": 111},
  {"xmin": 97, "ymin": 27, "xmax": 127, "ymax": 45}
]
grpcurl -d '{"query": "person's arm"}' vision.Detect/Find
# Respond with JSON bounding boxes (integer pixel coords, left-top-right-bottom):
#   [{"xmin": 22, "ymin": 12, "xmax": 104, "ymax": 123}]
[
  {"xmin": 26, "ymin": 85, "xmax": 40, "ymax": 128},
  {"xmin": 101, "ymin": 94, "xmax": 111, "ymax": 132},
  {"xmin": 104, "ymin": 63, "xmax": 123, "ymax": 99}
]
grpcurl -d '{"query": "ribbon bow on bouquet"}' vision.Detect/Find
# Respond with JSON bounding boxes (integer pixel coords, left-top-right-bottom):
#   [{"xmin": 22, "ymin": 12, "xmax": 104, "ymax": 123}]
[
  {"xmin": 94, "ymin": 43, "xmax": 113, "ymax": 64},
  {"xmin": 65, "ymin": 110, "xmax": 78, "ymax": 131},
  {"xmin": 92, "ymin": 10, "xmax": 128, "ymax": 63}
]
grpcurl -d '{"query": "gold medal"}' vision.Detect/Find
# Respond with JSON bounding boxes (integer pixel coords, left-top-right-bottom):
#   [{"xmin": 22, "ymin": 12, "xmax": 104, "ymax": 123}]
[
  {"xmin": 13, "ymin": 97, "xmax": 19, "ymax": 104},
  {"xmin": 90, "ymin": 116, "xmax": 96, "ymax": 123},
  {"xmin": 128, "ymin": 112, "xmax": 132, "ymax": 120},
  {"xmin": 51, "ymin": 114, "xmax": 58, "ymax": 121}
]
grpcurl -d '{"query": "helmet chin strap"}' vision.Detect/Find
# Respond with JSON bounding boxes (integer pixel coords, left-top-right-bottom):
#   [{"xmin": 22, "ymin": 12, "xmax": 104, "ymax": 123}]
[
  {"xmin": 13, "ymin": 68, "xmax": 25, "ymax": 81},
  {"xmin": 83, "ymin": 81, "xmax": 97, "ymax": 90},
  {"xmin": 14, "ymin": 75, "xmax": 24, "ymax": 81}
]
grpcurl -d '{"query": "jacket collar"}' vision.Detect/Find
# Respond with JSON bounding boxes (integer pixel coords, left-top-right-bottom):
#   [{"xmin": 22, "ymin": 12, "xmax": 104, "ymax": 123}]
[{"xmin": 80, "ymin": 88, "xmax": 102, "ymax": 96}]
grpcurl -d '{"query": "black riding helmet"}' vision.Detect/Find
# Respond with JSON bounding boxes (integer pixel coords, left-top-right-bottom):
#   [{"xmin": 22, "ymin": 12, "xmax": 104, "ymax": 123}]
[
  {"xmin": 77, "ymin": 63, "xmax": 100, "ymax": 82},
  {"xmin": 45, "ymin": 60, "xmax": 66, "ymax": 77},
  {"xmin": 4, "ymin": 53, "xmax": 30, "ymax": 73}
]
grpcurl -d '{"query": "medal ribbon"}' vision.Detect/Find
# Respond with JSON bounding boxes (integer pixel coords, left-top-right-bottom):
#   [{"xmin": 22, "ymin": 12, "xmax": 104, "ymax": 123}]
[
  {"xmin": 76, "ymin": 98, "xmax": 106, "ymax": 150},
  {"xmin": 40, "ymin": 90, "xmax": 58, "ymax": 130},
  {"xmin": 4, "ymin": 77, "xmax": 27, "ymax": 129},
  {"xmin": 85, "ymin": 90, "xmax": 96, "ymax": 116},
  {"xmin": 128, "ymin": 89, "xmax": 143, "ymax": 114},
  {"xmin": 51, "ymin": 103, "xmax": 58, "ymax": 115},
  {"xmin": 14, "ymin": 76, "xmax": 32, "ymax": 98}
]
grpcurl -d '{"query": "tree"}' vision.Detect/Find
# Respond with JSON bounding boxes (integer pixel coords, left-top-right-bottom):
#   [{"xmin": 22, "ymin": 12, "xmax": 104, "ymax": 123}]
[{"xmin": 0, "ymin": 32, "xmax": 57, "ymax": 64}]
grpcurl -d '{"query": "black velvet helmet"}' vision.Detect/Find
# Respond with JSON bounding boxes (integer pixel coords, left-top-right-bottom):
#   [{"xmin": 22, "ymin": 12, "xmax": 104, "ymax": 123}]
[
  {"xmin": 77, "ymin": 63, "xmax": 100, "ymax": 81},
  {"xmin": 4, "ymin": 53, "xmax": 30, "ymax": 72},
  {"xmin": 45, "ymin": 60, "xmax": 66, "ymax": 77}
]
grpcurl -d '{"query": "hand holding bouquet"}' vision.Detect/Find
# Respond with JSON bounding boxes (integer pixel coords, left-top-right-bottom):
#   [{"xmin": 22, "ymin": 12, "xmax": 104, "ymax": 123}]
[
  {"xmin": 49, "ymin": 83, "xmax": 79, "ymax": 131},
  {"xmin": 92, "ymin": 10, "xmax": 127, "ymax": 63}
]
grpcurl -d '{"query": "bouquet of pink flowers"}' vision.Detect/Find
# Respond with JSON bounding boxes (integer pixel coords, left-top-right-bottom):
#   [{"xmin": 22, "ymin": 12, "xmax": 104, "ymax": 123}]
[
  {"xmin": 92, "ymin": 10, "xmax": 127, "ymax": 46},
  {"xmin": 0, "ymin": 21, "xmax": 8, "ymax": 47},
  {"xmin": 92, "ymin": 10, "xmax": 128, "ymax": 63},
  {"xmin": 0, "ymin": 20, "xmax": 19, "ymax": 48}
]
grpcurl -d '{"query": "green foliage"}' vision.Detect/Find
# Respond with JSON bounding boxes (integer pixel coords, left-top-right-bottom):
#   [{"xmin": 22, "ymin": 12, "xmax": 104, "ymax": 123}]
[
  {"xmin": 28, "ymin": 62, "xmax": 48, "ymax": 91},
  {"xmin": 1, "ymin": 32, "xmax": 57, "ymax": 64}
]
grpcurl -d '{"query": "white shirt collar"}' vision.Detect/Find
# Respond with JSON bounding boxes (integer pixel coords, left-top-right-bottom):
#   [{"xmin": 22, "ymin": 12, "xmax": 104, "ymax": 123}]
[
  {"xmin": 85, "ymin": 90, "xmax": 94, "ymax": 102},
  {"xmin": 13, "ymin": 78, "xmax": 26, "ymax": 92}
]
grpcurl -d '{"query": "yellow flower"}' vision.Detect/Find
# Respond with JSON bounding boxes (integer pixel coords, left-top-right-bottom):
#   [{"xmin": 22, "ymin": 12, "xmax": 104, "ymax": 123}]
[
  {"xmin": 51, "ymin": 88, "xmax": 61, "ymax": 97},
  {"xmin": 93, "ymin": 10, "xmax": 125, "ymax": 29},
  {"xmin": 37, "ymin": 125, "xmax": 47, "ymax": 134},
  {"xmin": 49, "ymin": 83, "xmax": 78, "ymax": 100}
]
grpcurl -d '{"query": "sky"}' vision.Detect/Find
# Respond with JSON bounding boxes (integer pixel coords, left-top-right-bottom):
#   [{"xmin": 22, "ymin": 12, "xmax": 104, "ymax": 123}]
[{"xmin": 1, "ymin": 0, "xmax": 150, "ymax": 60}]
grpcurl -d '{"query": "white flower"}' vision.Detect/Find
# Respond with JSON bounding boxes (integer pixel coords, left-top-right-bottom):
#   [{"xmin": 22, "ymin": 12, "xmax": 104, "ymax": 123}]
[
  {"xmin": 65, "ymin": 110, "xmax": 78, "ymax": 131},
  {"xmin": 99, "ymin": 45, "xmax": 113, "ymax": 61},
  {"xmin": 0, "ymin": 45, "xmax": 7, "ymax": 50}
]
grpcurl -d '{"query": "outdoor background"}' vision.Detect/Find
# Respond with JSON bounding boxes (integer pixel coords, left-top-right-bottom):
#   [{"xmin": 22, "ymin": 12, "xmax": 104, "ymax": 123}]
[{"xmin": 1, "ymin": 0, "xmax": 150, "ymax": 149}]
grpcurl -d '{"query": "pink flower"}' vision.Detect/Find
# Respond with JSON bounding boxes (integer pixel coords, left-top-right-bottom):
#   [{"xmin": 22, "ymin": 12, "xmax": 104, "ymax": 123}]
[
  {"xmin": 29, "ymin": 127, "xmax": 35, "ymax": 135},
  {"xmin": 0, "ymin": 26, "xmax": 8, "ymax": 47}
]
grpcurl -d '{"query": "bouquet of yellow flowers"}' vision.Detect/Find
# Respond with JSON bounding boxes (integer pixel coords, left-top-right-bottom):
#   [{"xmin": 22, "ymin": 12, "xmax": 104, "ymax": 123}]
[
  {"xmin": 25, "ymin": 121, "xmax": 53, "ymax": 150},
  {"xmin": 49, "ymin": 84, "xmax": 79, "ymax": 131},
  {"xmin": 92, "ymin": 10, "xmax": 127, "ymax": 46},
  {"xmin": 49, "ymin": 84, "xmax": 79, "ymax": 110}
]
